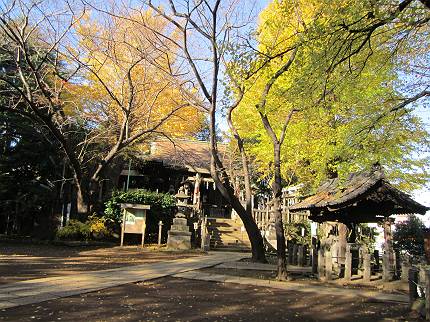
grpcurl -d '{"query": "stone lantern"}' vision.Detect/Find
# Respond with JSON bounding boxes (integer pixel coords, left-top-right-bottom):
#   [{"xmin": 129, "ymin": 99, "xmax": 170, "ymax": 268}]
[{"xmin": 166, "ymin": 187, "xmax": 192, "ymax": 250}]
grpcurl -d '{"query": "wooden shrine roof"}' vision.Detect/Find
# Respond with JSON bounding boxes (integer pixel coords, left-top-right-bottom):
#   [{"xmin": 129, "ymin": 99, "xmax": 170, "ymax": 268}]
[
  {"xmin": 144, "ymin": 139, "xmax": 228, "ymax": 174},
  {"xmin": 289, "ymin": 165, "xmax": 429, "ymax": 220}
]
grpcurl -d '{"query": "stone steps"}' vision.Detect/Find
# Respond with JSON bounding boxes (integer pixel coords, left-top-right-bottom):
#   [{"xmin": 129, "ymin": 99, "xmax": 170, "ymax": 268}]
[{"xmin": 207, "ymin": 218, "xmax": 251, "ymax": 251}]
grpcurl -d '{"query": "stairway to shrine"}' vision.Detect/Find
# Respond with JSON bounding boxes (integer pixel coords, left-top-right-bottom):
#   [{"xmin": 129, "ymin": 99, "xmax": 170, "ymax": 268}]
[{"xmin": 206, "ymin": 218, "xmax": 251, "ymax": 251}]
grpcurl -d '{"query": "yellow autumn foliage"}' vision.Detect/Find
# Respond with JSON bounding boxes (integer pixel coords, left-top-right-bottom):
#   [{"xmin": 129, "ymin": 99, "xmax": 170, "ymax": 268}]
[{"xmin": 71, "ymin": 10, "xmax": 204, "ymax": 146}]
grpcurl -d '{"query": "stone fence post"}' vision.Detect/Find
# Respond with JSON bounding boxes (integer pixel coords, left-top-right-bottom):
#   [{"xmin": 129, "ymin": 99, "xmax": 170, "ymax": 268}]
[
  {"xmin": 158, "ymin": 221, "xmax": 163, "ymax": 247},
  {"xmin": 325, "ymin": 249, "xmax": 332, "ymax": 281},
  {"xmin": 401, "ymin": 256, "xmax": 411, "ymax": 282},
  {"xmin": 318, "ymin": 248, "xmax": 325, "ymax": 280},
  {"xmin": 344, "ymin": 244, "xmax": 352, "ymax": 281},
  {"xmin": 382, "ymin": 253, "xmax": 393, "ymax": 282},
  {"xmin": 311, "ymin": 246, "xmax": 318, "ymax": 274},
  {"xmin": 363, "ymin": 250, "xmax": 371, "ymax": 282}
]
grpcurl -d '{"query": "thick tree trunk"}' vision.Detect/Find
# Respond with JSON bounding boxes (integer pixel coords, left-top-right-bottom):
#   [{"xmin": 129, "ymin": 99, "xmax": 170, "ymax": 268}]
[
  {"xmin": 209, "ymin": 107, "xmax": 266, "ymax": 263},
  {"xmin": 273, "ymin": 143, "xmax": 288, "ymax": 280},
  {"xmin": 88, "ymin": 178, "xmax": 101, "ymax": 215},
  {"xmin": 210, "ymin": 163, "xmax": 267, "ymax": 262},
  {"xmin": 75, "ymin": 180, "xmax": 87, "ymax": 215}
]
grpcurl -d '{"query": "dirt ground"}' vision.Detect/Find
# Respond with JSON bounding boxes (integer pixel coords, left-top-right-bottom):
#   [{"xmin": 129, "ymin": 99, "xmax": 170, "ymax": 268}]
[
  {"xmin": 0, "ymin": 243, "xmax": 203, "ymax": 284},
  {"xmin": 0, "ymin": 277, "xmax": 417, "ymax": 322}
]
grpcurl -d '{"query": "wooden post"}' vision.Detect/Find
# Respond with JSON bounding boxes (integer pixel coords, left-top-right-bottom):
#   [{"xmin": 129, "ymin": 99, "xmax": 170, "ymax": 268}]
[
  {"xmin": 318, "ymin": 248, "xmax": 325, "ymax": 280},
  {"xmin": 325, "ymin": 249, "xmax": 332, "ymax": 281},
  {"xmin": 120, "ymin": 208, "xmax": 126, "ymax": 247},
  {"xmin": 158, "ymin": 220, "xmax": 163, "ymax": 247},
  {"xmin": 193, "ymin": 173, "xmax": 201, "ymax": 207},
  {"xmin": 201, "ymin": 216, "xmax": 208, "ymax": 250},
  {"xmin": 141, "ymin": 212, "xmax": 146, "ymax": 248},
  {"xmin": 344, "ymin": 244, "xmax": 352, "ymax": 281},
  {"xmin": 363, "ymin": 251, "xmax": 371, "ymax": 282},
  {"xmin": 409, "ymin": 268, "xmax": 419, "ymax": 308}
]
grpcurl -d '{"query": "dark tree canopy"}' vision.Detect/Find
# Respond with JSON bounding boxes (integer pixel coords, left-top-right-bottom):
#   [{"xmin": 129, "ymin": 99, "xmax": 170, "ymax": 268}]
[{"xmin": 393, "ymin": 215, "xmax": 426, "ymax": 257}]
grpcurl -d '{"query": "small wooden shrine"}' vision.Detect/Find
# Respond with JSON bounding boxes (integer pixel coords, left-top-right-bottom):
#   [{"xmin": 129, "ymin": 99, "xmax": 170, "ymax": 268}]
[
  {"xmin": 289, "ymin": 164, "xmax": 429, "ymax": 282},
  {"xmin": 289, "ymin": 164, "xmax": 428, "ymax": 223}
]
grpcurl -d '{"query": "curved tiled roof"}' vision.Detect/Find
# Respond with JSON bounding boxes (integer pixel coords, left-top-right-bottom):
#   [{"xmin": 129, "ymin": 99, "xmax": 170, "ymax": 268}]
[
  {"xmin": 145, "ymin": 139, "xmax": 229, "ymax": 174},
  {"xmin": 290, "ymin": 165, "xmax": 429, "ymax": 216}
]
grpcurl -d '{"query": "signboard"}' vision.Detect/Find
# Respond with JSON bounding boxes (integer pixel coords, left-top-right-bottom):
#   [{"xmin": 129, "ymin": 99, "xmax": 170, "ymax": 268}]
[{"xmin": 120, "ymin": 203, "xmax": 150, "ymax": 247}]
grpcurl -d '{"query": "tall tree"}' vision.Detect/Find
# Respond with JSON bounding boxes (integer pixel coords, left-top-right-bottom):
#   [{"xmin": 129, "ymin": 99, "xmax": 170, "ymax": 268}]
[
  {"xmin": 0, "ymin": 1, "xmax": 204, "ymax": 214},
  {"xmin": 233, "ymin": 0, "xmax": 429, "ymax": 194},
  {"xmin": 0, "ymin": 110, "xmax": 63, "ymax": 236},
  {"xmin": 228, "ymin": 0, "xmax": 429, "ymax": 278}
]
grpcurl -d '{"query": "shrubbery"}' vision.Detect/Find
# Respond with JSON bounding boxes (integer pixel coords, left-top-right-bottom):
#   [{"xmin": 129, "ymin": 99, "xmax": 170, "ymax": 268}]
[
  {"xmin": 56, "ymin": 190, "xmax": 177, "ymax": 242},
  {"xmin": 56, "ymin": 215, "xmax": 112, "ymax": 241},
  {"xmin": 56, "ymin": 219, "xmax": 91, "ymax": 240}
]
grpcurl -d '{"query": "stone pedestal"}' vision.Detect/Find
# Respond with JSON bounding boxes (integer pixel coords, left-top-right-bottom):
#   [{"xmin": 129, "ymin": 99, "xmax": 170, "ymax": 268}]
[{"xmin": 167, "ymin": 213, "xmax": 191, "ymax": 250}]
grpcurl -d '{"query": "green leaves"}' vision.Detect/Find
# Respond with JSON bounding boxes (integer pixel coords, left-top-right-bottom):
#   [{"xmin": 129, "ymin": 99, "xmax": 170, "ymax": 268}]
[{"xmin": 229, "ymin": 0, "xmax": 429, "ymax": 194}]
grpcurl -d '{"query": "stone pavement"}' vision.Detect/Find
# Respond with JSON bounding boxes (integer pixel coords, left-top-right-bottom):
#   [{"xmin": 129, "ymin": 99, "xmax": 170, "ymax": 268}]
[
  {"xmin": 173, "ymin": 270, "xmax": 409, "ymax": 304},
  {"xmin": 0, "ymin": 251, "xmax": 246, "ymax": 310}
]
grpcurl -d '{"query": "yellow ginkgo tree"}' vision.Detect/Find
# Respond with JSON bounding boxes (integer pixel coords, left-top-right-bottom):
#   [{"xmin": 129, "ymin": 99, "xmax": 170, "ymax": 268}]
[
  {"xmin": 0, "ymin": 0, "xmax": 205, "ymax": 215},
  {"xmin": 67, "ymin": 10, "xmax": 205, "ymax": 210}
]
